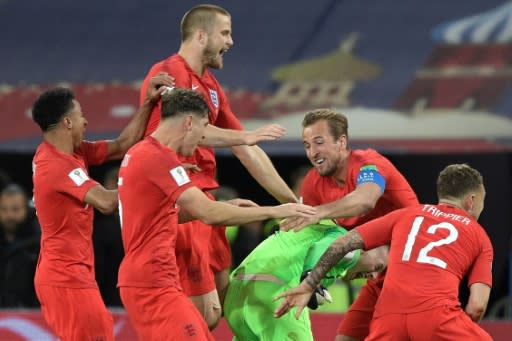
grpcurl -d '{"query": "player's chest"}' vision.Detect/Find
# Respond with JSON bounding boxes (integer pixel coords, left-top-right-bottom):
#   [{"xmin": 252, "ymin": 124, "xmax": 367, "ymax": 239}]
[
  {"xmin": 318, "ymin": 179, "xmax": 355, "ymax": 202},
  {"xmin": 189, "ymin": 78, "xmax": 220, "ymax": 122}
]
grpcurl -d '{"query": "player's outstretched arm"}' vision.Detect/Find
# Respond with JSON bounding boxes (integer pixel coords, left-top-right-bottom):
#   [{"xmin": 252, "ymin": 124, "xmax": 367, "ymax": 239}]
[
  {"xmin": 281, "ymin": 182, "xmax": 382, "ymax": 232},
  {"xmin": 231, "ymin": 144, "xmax": 298, "ymax": 204},
  {"xmin": 273, "ymin": 230, "xmax": 365, "ymax": 319},
  {"xmin": 200, "ymin": 124, "xmax": 286, "ymax": 147},
  {"xmin": 176, "ymin": 186, "xmax": 315, "ymax": 226},
  {"xmin": 105, "ymin": 72, "xmax": 175, "ymax": 160},
  {"xmin": 83, "ymin": 185, "xmax": 118, "ymax": 214},
  {"xmin": 465, "ymin": 283, "xmax": 491, "ymax": 323}
]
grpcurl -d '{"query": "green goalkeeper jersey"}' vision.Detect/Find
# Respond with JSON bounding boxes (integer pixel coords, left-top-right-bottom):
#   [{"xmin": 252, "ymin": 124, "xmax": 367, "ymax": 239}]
[{"xmin": 231, "ymin": 221, "xmax": 360, "ymax": 287}]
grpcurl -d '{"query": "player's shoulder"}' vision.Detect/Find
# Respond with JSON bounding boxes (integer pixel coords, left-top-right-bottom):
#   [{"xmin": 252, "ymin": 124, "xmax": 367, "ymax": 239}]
[
  {"xmin": 351, "ymin": 149, "xmax": 389, "ymax": 165},
  {"xmin": 468, "ymin": 220, "xmax": 492, "ymax": 241},
  {"xmin": 133, "ymin": 137, "xmax": 181, "ymax": 164},
  {"xmin": 352, "ymin": 149, "xmax": 402, "ymax": 176},
  {"xmin": 150, "ymin": 54, "xmax": 189, "ymax": 77}
]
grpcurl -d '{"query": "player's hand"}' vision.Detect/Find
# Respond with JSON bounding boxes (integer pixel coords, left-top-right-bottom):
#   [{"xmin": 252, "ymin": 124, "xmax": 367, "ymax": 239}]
[
  {"xmin": 300, "ymin": 271, "xmax": 332, "ymax": 310},
  {"xmin": 273, "ymin": 281, "xmax": 315, "ymax": 319},
  {"xmin": 243, "ymin": 124, "xmax": 286, "ymax": 145},
  {"xmin": 279, "ymin": 214, "xmax": 321, "ymax": 232},
  {"xmin": 145, "ymin": 72, "xmax": 176, "ymax": 103},
  {"xmin": 182, "ymin": 163, "xmax": 202, "ymax": 173},
  {"xmin": 272, "ymin": 204, "xmax": 317, "ymax": 219},
  {"xmin": 225, "ymin": 198, "xmax": 259, "ymax": 207}
]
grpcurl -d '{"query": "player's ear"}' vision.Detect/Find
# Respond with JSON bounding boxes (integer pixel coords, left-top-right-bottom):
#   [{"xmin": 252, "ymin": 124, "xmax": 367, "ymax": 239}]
[
  {"xmin": 183, "ymin": 115, "xmax": 193, "ymax": 131},
  {"xmin": 339, "ymin": 134, "xmax": 347, "ymax": 149},
  {"xmin": 462, "ymin": 192, "xmax": 475, "ymax": 212},
  {"xmin": 197, "ymin": 29, "xmax": 208, "ymax": 46},
  {"xmin": 63, "ymin": 116, "xmax": 72, "ymax": 129}
]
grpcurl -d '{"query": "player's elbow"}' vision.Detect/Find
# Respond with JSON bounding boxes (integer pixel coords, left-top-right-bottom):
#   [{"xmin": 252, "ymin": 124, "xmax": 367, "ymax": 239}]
[
  {"xmin": 358, "ymin": 199, "xmax": 376, "ymax": 214},
  {"xmin": 199, "ymin": 213, "xmax": 223, "ymax": 226}
]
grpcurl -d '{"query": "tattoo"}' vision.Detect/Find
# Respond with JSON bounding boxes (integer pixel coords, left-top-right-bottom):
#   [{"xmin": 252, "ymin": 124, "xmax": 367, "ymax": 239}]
[
  {"xmin": 374, "ymin": 262, "xmax": 385, "ymax": 272},
  {"xmin": 305, "ymin": 231, "xmax": 365, "ymax": 289}
]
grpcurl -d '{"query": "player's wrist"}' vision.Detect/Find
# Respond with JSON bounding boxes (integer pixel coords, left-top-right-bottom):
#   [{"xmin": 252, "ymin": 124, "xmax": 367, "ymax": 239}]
[
  {"xmin": 242, "ymin": 131, "xmax": 253, "ymax": 145},
  {"xmin": 304, "ymin": 274, "xmax": 318, "ymax": 290}
]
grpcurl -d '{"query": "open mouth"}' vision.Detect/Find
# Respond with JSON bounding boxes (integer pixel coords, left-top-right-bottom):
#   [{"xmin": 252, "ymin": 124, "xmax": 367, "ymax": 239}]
[
  {"xmin": 315, "ymin": 158, "xmax": 325, "ymax": 165},
  {"xmin": 219, "ymin": 47, "xmax": 229, "ymax": 56}
]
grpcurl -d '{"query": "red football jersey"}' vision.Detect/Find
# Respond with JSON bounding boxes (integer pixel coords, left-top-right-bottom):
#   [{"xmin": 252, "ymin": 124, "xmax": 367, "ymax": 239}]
[
  {"xmin": 140, "ymin": 54, "xmax": 243, "ymax": 191},
  {"xmin": 33, "ymin": 140, "xmax": 108, "ymax": 287},
  {"xmin": 301, "ymin": 149, "xmax": 418, "ymax": 230},
  {"xmin": 357, "ymin": 204, "xmax": 493, "ymax": 317},
  {"xmin": 117, "ymin": 137, "xmax": 195, "ymax": 288}
]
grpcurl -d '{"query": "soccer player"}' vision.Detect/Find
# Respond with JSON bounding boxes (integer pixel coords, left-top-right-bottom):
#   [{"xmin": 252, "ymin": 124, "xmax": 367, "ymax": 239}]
[
  {"xmin": 280, "ymin": 108, "xmax": 419, "ymax": 341},
  {"xmin": 224, "ymin": 219, "xmax": 388, "ymax": 341},
  {"xmin": 140, "ymin": 4, "xmax": 298, "ymax": 328},
  {"xmin": 275, "ymin": 164, "xmax": 493, "ymax": 341},
  {"xmin": 117, "ymin": 88, "xmax": 317, "ymax": 341},
  {"xmin": 31, "ymin": 72, "xmax": 174, "ymax": 341}
]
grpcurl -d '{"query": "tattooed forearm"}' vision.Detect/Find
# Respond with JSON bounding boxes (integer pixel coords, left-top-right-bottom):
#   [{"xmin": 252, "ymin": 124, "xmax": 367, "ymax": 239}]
[{"xmin": 305, "ymin": 231, "xmax": 365, "ymax": 289}]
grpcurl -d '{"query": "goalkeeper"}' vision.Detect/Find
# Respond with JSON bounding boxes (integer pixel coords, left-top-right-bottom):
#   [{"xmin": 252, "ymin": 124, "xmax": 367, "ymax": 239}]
[{"xmin": 223, "ymin": 220, "xmax": 387, "ymax": 341}]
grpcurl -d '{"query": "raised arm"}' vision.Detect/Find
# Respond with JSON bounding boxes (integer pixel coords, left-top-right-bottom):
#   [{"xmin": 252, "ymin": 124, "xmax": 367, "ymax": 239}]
[
  {"xmin": 105, "ymin": 73, "xmax": 175, "ymax": 160},
  {"xmin": 176, "ymin": 186, "xmax": 314, "ymax": 226},
  {"xmin": 200, "ymin": 124, "xmax": 286, "ymax": 147},
  {"xmin": 231, "ymin": 144, "xmax": 298, "ymax": 204}
]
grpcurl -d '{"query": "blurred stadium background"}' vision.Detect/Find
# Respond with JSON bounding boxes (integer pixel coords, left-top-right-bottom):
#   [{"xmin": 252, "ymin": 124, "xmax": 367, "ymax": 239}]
[{"xmin": 1, "ymin": 0, "xmax": 512, "ymax": 339}]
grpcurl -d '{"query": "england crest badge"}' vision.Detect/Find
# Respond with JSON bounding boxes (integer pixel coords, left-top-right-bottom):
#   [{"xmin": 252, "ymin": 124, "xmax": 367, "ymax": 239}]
[{"xmin": 209, "ymin": 89, "xmax": 219, "ymax": 108}]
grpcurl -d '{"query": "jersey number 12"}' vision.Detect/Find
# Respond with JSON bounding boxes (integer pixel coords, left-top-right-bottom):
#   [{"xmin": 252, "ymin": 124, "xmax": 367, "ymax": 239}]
[{"xmin": 401, "ymin": 216, "xmax": 458, "ymax": 269}]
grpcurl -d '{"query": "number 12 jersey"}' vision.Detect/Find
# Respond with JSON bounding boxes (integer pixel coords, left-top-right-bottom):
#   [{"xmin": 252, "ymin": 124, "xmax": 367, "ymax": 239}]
[{"xmin": 357, "ymin": 203, "xmax": 493, "ymax": 317}]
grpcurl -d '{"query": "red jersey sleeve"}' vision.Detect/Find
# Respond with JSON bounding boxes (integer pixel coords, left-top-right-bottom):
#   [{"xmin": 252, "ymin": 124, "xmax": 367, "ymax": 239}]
[
  {"xmin": 53, "ymin": 158, "xmax": 100, "ymax": 203},
  {"xmin": 213, "ymin": 87, "xmax": 243, "ymax": 130},
  {"xmin": 79, "ymin": 140, "xmax": 108, "ymax": 166},
  {"xmin": 356, "ymin": 209, "xmax": 401, "ymax": 250},
  {"xmin": 147, "ymin": 154, "xmax": 195, "ymax": 203},
  {"xmin": 467, "ymin": 229, "xmax": 493, "ymax": 287}
]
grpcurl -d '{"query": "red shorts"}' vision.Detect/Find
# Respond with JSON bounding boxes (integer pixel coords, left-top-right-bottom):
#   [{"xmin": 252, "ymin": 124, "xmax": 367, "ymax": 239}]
[
  {"xmin": 176, "ymin": 219, "xmax": 216, "ymax": 296},
  {"xmin": 209, "ymin": 226, "xmax": 232, "ymax": 273},
  {"xmin": 336, "ymin": 275, "xmax": 383, "ymax": 339},
  {"xmin": 35, "ymin": 285, "xmax": 113, "ymax": 341},
  {"xmin": 120, "ymin": 286, "xmax": 214, "ymax": 341},
  {"xmin": 366, "ymin": 305, "xmax": 493, "ymax": 341}
]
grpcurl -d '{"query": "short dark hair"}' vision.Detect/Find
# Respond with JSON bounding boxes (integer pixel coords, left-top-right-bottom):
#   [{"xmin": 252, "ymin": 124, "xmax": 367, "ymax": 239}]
[
  {"xmin": 1, "ymin": 183, "xmax": 27, "ymax": 198},
  {"xmin": 181, "ymin": 4, "xmax": 230, "ymax": 42},
  {"xmin": 302, "ymin": 109, "xmax": 348, "ymax": 140},
  {"xmin": 32, "ymin": 87, "xmax": 75, "ymax": 132},
  {"xmin": 161, "ymin": 88, "xmax": 209, "ymax": 119},
  {"xmin": 437, "ymin": 164, "xmax": 483, "ymax": 199}
]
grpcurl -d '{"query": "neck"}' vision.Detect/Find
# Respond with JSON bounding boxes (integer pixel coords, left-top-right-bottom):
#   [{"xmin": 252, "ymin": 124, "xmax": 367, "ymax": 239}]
[
  {"xmin": 178, "ymin": 44, "xmax": 205, "ymax": 76},
  {"xmin": 43, "ymin": 130, "xmax": 74, "ymax": 155},
  {"xmin": 438, "ymin": 199, "xmax": 464, "ymax": 210},
  {"xmin": 332, "ymin": 149, "xmax": 350, "ymax": 185},
  {"xmin": 151, "ymin": 121, "xmax": 184, "ymax": 152}
]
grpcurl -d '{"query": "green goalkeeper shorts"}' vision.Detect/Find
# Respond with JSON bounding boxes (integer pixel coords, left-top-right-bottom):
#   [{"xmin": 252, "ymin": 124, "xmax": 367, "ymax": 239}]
[{"xmin": 223, "ymin": 276, "xmax": 314, "ymax": 341}]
